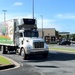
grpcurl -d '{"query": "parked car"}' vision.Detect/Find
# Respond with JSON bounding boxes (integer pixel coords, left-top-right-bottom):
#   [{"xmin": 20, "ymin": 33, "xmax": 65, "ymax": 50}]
[{"xmin": 58, "ymin": 40, "xmax": 71, "ymax": 45}]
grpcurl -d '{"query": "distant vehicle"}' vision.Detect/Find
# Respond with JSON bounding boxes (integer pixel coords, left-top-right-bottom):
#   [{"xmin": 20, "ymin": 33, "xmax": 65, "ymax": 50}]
[{"xmin": 58, "ymin": 40, "xmax": 71, "ymax": 45}]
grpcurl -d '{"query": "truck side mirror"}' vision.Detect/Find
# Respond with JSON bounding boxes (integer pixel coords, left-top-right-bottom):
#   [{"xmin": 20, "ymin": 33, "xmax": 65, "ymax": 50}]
[
  {"xmin": 22, "ymin": 40, "xmax": 23, "ymax": 44},
  {"xmin": 26, "ymin": 40, "xmax": 29, "ymax": 42}
]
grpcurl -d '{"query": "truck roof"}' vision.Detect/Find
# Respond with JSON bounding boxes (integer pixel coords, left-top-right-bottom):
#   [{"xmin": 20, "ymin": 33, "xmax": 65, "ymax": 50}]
[{"xmin": 0, "ymin": 19, "xmax": 17, "ymax": 23}]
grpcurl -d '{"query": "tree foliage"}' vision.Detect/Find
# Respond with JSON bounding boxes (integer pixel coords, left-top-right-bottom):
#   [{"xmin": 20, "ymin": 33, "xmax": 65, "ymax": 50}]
[{"xmin": 71, "ymin": 34, "xmax": 75, "ymax": 41}]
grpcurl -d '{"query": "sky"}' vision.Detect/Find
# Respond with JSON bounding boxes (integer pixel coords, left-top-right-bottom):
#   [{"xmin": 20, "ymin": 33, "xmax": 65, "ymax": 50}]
[{"xmin": 0, "ymin": 0, "xmax": 75, "ymax": 33}]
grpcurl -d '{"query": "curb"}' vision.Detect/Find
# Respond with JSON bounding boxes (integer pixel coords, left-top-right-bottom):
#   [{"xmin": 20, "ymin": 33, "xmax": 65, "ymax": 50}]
[
  {"xmin": 0, "ymin": 55, "xmax": 20, "ymax": 71},
  {"xmin": 0, "ymin": 64, "xmax": 15, "ymax": 70}
]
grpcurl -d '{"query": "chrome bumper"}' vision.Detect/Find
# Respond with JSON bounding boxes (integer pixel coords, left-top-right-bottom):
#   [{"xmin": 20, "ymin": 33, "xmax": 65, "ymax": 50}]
[{"xmin": 26, "ymin": 49, "xmax": 49, "ymax": 54}]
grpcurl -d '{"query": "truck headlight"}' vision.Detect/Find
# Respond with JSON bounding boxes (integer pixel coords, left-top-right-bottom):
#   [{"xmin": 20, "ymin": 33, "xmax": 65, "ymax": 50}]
[
  {"xmin": 27, "ymin": 47, "xmax": 31, "ymax": 50},
  {"xmin": 45, "ymin": 43, "xmax": 49, "ymax": 49},
  {"xmin": 46, "ymin": 46, "xmax": 49, "ymax": 49},
  {"xmin": 26, "ymin": 46, "xmax": 32, "ymax": 50}
]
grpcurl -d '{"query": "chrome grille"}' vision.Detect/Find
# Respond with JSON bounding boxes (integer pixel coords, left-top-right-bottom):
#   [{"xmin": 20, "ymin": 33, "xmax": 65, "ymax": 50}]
[{"xmin": 34, "ymin": 42, "xmax": 44, "ymax": 48}]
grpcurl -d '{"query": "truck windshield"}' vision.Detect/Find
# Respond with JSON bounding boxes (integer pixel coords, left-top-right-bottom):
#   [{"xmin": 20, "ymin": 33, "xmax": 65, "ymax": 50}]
[{"xmin": 24, "ymin": 30, "xmax": 39, "ymax": 37}]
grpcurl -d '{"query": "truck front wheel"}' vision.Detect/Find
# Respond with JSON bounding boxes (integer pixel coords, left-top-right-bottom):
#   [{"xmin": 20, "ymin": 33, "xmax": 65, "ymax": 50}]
[
  {"xmin": 21, "ymin": 48, "xmax": 28, "ymax": 60},
  {"xmin": 42, "ymin": 53, "xmax": 48, "ymax": 59}
]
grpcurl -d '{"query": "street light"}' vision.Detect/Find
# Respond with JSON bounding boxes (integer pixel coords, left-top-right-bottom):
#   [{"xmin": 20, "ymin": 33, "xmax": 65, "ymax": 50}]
[
  {"xmin": 2, "ymin": 10, "xmax": 8, "ymax": 36},
  {"xmin": 32, "ymin": 0, "xmax": 34, "ymax": 19},
  {"xmin": 2, "ymin": 10, "xmax": 7, "ymax": 22},
  {"xmin": 41, "ymin": 15, "xmax": 44, "ymax": 39}
]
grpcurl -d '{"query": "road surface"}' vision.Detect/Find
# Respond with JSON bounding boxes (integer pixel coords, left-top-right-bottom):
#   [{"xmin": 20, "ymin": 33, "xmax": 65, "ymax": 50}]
[{"xmin": 0, "ymin": 47, "xmax": 75, "ymax": 75}]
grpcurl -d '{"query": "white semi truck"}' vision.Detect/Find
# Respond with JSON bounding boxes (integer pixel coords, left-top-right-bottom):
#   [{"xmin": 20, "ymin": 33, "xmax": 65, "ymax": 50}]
[{"xmin": 0, "ymin": 18, "xmax": 49, "ymax": 60}]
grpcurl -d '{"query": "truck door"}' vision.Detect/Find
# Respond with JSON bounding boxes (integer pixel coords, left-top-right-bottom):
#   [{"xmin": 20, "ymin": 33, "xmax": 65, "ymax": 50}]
[{"xmin": 19, "ymin": 32, "xmax": 24, "ymax": 45}]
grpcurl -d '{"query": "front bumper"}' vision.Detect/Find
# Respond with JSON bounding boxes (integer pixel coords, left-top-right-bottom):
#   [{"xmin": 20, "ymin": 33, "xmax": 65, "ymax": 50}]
[{"xmin": 26, "ymin": 49, "xmax": 49, "ymax": 55}]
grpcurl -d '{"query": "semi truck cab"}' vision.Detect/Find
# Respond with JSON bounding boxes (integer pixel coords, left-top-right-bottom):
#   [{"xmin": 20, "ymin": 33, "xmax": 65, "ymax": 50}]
[{"xmin": 17, "ymin": 18, "xmax": 49, "ymax": 60}]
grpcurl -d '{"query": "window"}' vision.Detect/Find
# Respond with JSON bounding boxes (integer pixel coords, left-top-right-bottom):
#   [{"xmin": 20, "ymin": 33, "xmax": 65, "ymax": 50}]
[
  {"xmin": 23, "ymin": 19, "xmax": 36, "ymax": 25},
  {"xmin": 51, "ymin": 36, "xmax": 56, "ymax": 41},
  {"xmin": 19, "ymin": 33, "xmax": 23, "ymax": 37},
  {"xmin": 24, "ymin": 30, "xmax": 38, "ymax": 37}
]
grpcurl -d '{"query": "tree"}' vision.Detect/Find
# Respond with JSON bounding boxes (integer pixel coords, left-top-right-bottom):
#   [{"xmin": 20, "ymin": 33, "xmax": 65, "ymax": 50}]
[
  {"xmin": 55, "ymin": 30, "xmax": 59, "ymax": 39},
  {"xmin": 71, "ymin": 34, "xmax": 75, "ymax": 41}
]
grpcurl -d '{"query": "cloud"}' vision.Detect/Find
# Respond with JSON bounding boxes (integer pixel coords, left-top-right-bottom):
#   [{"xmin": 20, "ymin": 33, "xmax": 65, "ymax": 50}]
[
  {"xmin": 56, "ymin": 13, "xmax": 75, "ymax": 19},
  {"xmin": 37, "ymin": 18, "xmax": 62, "ymax": 31},
  {"xmin": 0, "ymin": 14, "xmax": 4, "ymax": 22},
  {"xmin": 0, "ymin": 13, "xmax": 62, "ymax": 31},
  {"xmin": 0, "ymin": 13, "xmax": 33, "ymax": 22},
  {"xmin": 13, "ymin": 2, "xmax": 23, "ymax": 6}
]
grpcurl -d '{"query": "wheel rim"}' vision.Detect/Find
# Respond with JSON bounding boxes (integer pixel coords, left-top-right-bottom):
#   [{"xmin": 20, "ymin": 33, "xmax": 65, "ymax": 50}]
[{"xmin": 21, "ymin": 48, "xmax": 24, "ymax": 57}]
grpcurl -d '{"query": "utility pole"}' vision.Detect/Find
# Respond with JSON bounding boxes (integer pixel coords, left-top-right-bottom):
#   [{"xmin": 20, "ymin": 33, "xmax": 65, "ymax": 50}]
[
  {"xmin": 41, "ymin": 15, "xmax": 44, "ymax": 39},
  {"xmin": 2, "ymin": 10, "xmax": 7, "ymax": 22},
  {"xmin": 2, "ymin": 10, "xmax": 8, "ymax": 36}
]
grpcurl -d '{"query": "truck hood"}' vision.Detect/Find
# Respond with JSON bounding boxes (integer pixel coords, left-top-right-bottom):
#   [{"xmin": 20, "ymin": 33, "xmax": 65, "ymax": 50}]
[{"xmin": 23, "ymin": 37, "xmax": 48, "ymax": 49}]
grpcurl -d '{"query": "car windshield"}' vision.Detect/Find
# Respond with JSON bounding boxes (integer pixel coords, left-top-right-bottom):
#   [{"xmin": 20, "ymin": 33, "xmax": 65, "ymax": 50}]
[{"xmin": 24, "ymin": 30, "xmax": 39, "ymax": 37}]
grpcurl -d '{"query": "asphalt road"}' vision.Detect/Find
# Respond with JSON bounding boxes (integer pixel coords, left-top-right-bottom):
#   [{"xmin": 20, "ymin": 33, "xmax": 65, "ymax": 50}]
[{"xmin": 0, "ymin": 46, "xmax": 75, "ymax": 75}]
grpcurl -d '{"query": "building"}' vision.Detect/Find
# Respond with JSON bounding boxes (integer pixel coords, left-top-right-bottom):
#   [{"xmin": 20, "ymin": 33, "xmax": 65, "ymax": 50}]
[
  {"xmin": 58, "ymin": 32, "xmax": 70, "ymax": 41},
  {"xmin": 59, "ymin": 32, "xmax": 70, "ymax": 36},
  {"xmin": 38, "ymin": 28, "xmax": 57, "ymax": 44}
]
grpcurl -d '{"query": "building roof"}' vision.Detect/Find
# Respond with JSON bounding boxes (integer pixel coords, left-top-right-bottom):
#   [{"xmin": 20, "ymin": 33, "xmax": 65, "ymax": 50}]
[
  {"xmin": 59, "ymin": 32, "xmax": 70, "ymax": 35},
  {"xmin": 38, "ymin": 28, "xmax": 56, "ymax": 31}
]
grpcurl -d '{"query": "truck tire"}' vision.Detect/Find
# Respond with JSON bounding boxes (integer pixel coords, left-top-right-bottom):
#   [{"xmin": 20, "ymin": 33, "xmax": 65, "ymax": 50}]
[
  {"xmin": 0, "ymin": 46, "xmax": 1, "ymax": 51},
  {"xmin": 19, "ymin": 49, "xmax": 21, "ymax": 55},
  {"xmin": 42, "ymin": 53, "xmax": 48, "ymax": 59},
  {"xmin": 19, "ymin": 48, "xmax": 23, "ymax": 55},
  {"xmin": 21, "ymin": 48, "xmax": 28, "ymax": 60},
  {"xmin": 2, "ymin": 46, "xmax": 7, "ymax": 54}
]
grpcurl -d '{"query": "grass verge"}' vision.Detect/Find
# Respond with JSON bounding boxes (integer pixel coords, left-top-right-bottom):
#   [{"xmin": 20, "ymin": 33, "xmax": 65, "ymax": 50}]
[
  {"xmin": 48, "ymin": 44, "xmax": 75, "ymax": 53},
  {"xmin": 0, "ymin": 55, "xmax": 12, "ymax": 65},
  {"xmin": 49, "ymin": 47, "xmax": 75, "ymax": 53}
]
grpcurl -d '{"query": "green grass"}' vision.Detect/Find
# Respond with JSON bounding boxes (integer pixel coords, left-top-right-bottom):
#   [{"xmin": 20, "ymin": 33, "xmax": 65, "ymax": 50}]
[
  {"xmin": 48, "ymin": 44, "xmax": 75, "ymax": 53},
  {"xmin": 49, "ymin": 47, "xmax": 75, "ymax": 53},
  {"xmin": 0, "ymin": 55, "xmax": 12, "ymax": 65}
]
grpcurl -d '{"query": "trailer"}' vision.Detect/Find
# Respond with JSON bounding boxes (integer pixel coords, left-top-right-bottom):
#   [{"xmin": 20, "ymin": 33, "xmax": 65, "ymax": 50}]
[{"xmin": 0, "ymin": 19, "xmax": 19, "ymax": 54}]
